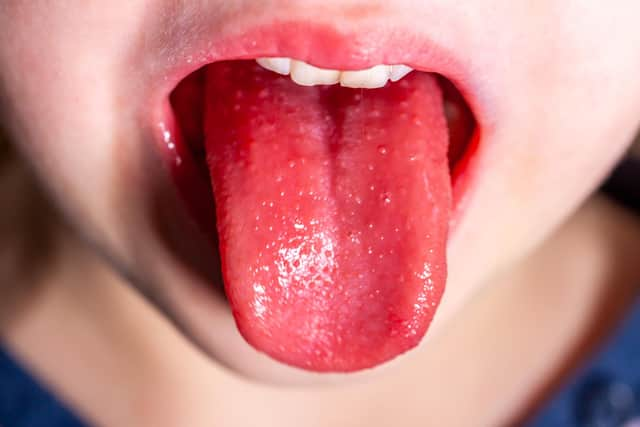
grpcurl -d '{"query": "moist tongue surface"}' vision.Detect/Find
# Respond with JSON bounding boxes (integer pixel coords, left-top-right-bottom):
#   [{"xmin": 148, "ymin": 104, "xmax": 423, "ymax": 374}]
[{"xmin": 204, "ymin": 61, "xmax": 450, "ymax": 372}]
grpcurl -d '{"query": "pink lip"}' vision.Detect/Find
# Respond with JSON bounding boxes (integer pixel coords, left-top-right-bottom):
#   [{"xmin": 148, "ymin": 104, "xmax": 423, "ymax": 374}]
[{"xmin": 150, "ymin": 21, "xmax": 485, "ymax": 227}]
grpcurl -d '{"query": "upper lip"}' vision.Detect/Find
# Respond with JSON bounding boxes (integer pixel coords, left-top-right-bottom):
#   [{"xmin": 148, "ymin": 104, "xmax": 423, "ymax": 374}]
[{"xmin": 140, "ymin": 2, "xmax": 488, "ymax": 130}]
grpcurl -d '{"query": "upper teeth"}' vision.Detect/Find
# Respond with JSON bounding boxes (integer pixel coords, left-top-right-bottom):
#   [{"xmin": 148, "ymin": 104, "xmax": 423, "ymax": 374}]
[{"xmin": 256, "ymin": 58, "xmax": 414, "ymax": 89}]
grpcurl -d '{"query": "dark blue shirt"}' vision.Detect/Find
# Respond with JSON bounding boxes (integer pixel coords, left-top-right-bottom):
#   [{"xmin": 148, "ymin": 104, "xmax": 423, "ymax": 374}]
[
  {"xmin": 527, "ymin": 300, "xmax": 640, "ymax": 427},
  {"xmin": 0, "ymin": 349, "xmax": 85, "ymax": 427}
]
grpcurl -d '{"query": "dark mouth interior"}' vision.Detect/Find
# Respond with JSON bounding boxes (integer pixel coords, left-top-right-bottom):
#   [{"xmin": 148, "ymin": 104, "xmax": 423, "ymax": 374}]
[{"xmin": 168, "ymin": 59, "xmax": 477, "ymax": 293}]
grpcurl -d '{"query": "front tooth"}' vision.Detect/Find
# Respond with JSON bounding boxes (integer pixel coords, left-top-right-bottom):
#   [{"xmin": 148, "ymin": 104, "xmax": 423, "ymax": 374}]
[
  {"xmin": 290, "ymin": 60, "xmax": 340, "ymax": 86},
  {"xmin": 340, "ymin": 65, "xmax": 391, "ymax": 89},
  {"xmin": 256, "ymin": 57, "xmax": 291, "ymax": 75},
  {"xmin": 389, "ymin": 65, "xmax": 414, "ymax": 82}
]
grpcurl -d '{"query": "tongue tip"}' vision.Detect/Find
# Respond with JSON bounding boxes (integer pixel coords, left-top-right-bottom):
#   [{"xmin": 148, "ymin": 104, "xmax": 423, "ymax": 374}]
[
  {"xmin": 230, "ymin": 283, "xmax": 444, "ymax": 373},
  {"xmin": 226, "ymin": 257, "xmax": 447, "ymax": 373},
  {"xmin": 235, "ymin": 321, "xmax": 430, "ymax": 372}
]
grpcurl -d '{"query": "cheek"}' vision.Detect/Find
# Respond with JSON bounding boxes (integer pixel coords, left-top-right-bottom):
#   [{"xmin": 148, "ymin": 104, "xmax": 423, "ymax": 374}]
[
  {"xmin": 0, "ymin": 1, "xmax": 155, "ymax": 256},
  {"xmin": 442, "ymin": 2, "xmax": 640, "ymax": 313}
]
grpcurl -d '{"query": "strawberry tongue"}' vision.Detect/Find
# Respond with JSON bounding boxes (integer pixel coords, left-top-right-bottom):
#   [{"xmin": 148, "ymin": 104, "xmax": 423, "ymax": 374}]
[{"xmin": 204, "ymin": 61, "xmax": 450, "ymax": 372}]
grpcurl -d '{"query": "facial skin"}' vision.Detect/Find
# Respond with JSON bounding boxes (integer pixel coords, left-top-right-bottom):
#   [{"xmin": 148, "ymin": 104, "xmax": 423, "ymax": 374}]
[{"xmin": 1, "ymin": 1, "xmax": 639, "ymax": 382}]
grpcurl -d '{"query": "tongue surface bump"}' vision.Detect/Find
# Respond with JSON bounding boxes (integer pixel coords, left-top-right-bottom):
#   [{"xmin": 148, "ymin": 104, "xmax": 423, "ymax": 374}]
[{"xmin": 204, "ymin": 61, "xmax": 450, "ymax": 371}]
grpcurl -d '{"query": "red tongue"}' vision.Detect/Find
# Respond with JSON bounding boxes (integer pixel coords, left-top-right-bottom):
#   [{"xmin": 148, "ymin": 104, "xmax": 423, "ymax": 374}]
[{"xmin": 204, "ymin": 61, "xmax": 450, "ymax": 372}]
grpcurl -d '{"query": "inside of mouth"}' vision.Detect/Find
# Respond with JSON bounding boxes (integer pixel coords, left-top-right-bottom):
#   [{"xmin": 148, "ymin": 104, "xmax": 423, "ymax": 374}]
[{"xmin": 168, "ymin": 59, "xmax": 477, "ymax": 371}]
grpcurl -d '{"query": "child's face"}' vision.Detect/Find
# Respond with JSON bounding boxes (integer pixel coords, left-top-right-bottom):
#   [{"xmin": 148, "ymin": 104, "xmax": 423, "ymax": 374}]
[{"xmin": 1, "ymin": 1, "xmax": 639, "ymax": 380}]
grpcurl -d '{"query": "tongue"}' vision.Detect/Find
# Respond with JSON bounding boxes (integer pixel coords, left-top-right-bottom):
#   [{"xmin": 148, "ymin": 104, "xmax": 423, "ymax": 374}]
[{"xmin": 203, "ymin": 61, "xmax": 451, "ymax": 372}]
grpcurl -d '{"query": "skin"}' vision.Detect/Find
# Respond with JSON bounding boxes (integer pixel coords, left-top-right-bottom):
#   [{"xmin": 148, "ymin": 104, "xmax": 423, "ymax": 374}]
[{"xmin": 1, "ymin": 0, "xmax": 640, "ymax": 425}]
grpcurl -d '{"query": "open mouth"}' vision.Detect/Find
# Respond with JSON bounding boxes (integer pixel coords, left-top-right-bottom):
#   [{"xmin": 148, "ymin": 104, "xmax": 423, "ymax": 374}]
[{"xmin": 154, "ymin": 26, "xmax": 478, "ymax": 372}]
